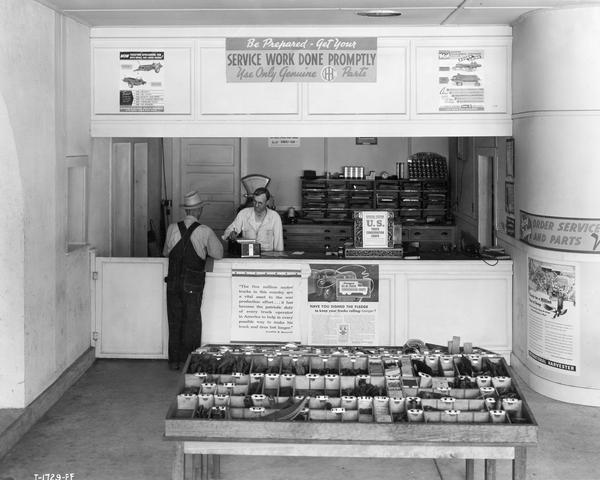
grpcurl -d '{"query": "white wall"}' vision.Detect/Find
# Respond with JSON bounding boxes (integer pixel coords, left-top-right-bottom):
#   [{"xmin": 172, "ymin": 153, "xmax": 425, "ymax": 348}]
[
  {"xmin": 245, "ymin": 137, "xmax": 449, "ymax": 209},
  {"xmin": 0, "ymin": 92, "xmax": 25, "ymax": 406},
  {"xmin": 0, "ymin": 0, "xmax": 92, "ymax": 407}
]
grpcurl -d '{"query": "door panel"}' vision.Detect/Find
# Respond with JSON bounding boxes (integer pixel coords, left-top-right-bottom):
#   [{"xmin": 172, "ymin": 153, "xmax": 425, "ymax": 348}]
[{"xmin": 179, "ymin": 138, "xmax": 240, "ymax": 236}]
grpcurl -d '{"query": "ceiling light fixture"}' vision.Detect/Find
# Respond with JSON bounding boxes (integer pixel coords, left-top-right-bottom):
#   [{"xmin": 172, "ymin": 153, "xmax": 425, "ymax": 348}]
[{"xmin": 356, "ymin": 9, "xmax": 402, "ymax": 17}]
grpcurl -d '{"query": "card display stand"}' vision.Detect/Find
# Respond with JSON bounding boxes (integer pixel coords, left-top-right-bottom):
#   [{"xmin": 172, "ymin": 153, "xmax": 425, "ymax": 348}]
[{"xmin": 165, "ymin": 344, "xmax": 538, "ymax": 480}]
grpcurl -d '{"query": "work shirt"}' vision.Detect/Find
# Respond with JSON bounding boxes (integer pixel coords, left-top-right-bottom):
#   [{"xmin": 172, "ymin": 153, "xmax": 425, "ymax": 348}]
[
  {"xmin": 163, "ymin": 215, "xmax": 224, "ymax": 259},
  {"xmin": 222, "ymin": 208, "xmax": 284, "ymax": 252}
]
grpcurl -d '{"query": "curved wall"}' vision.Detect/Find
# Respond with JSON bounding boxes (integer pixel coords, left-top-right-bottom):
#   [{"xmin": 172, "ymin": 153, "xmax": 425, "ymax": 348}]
[{"xmin": 511, "ymin": 5, "xmax": 600, "ymax": 405}]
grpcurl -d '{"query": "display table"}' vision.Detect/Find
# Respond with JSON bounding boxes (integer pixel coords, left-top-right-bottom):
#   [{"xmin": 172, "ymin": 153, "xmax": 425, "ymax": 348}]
[
  {"xmin": 164, "ymin": 345, "xmax": 537, "ymax": 480},
  {"xmin": 166, "ymin": 423, "xmax": 533, "ymax": 480}
]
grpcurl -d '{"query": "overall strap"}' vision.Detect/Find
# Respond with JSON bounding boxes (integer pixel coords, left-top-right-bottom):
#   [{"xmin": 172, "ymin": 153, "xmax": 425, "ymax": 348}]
[{"xmin": 179, "ymin": 222, "xmax": 201, "ymax": 254}]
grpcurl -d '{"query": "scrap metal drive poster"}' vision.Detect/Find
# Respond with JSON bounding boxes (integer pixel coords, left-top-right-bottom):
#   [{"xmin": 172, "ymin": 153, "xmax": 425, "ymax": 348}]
[
  {"xmin": 308, "ymin": 263, "xmax": 379, "ymax": 345},
  {"xmin": 438, "ymin": 49, "xmax": 485, "ymax": 112},
  {"xmin": 226, "ymin": 37, "xmax": 377, "ymax": 83},
  {"xmin": 231, "ymin": 268, "xmax": 302, "ymax": 343},
  {"xmin": 119, "ymin": 52, "xmax": 165, "ymax": 112},
  {"xmin": 527, "ymin": 257, "xmax": 579, "ymax": 375}
]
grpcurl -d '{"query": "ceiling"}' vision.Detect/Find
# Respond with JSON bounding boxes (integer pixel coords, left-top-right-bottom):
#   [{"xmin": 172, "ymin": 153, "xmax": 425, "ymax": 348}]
[{"xmin": 35, "ymin": 0, "xmax": 594, "ymax": 27}]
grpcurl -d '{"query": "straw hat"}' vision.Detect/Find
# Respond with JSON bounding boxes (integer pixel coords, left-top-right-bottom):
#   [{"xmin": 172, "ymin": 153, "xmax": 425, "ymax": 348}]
[{"xmin": 181, "ymin": 190, "xmax": 209, "ymax": 209}]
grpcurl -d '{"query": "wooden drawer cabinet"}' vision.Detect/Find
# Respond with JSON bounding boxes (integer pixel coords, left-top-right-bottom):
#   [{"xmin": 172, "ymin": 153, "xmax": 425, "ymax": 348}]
[
  {"xmin": 283, "ymin": 224, "xmax": 352, "ymax": 252},
  {"xmin": 301, "ymin": 177, "xmax": 450, "ymax": 224},
  {"xmin": 407, "ymin": 225, "xmax": 455, "ymax": 249},
  {"xmin": 284, "ymin": 224, "xmax": 455, "ymax": 252}
]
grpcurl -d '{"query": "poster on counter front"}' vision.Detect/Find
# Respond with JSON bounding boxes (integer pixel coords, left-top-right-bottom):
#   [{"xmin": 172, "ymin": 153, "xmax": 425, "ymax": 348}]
[
  {"xmin": 438, "ymin": 49, "xmax": 485, "ymax": 112},
  {"xmin": 527, "ymin": 257, "xmax": 579, "ymax": 375},
  {"xmin": 119, "ymin": 51, "xmax": 165, "ymax": 112},
  {"xmin": 230, "ymin": 267, "xmax": 302, "ymax": 343},
  {"xmin": 308, "ymin": 263, "xmax": 379, "ymax": 345},
  {"xmin": 226, "ymin": 37, "xmax": 377, "ymax": 83}
]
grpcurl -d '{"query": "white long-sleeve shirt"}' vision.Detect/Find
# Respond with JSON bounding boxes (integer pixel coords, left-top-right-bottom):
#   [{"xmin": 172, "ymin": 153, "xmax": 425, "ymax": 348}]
[
  {"xmin": 163, "ymin": 215, "xmax": 224, "ymax": 260},
  {"xmin": 222, "ymin": 208, "xmax": 284, "ymax": 252}
]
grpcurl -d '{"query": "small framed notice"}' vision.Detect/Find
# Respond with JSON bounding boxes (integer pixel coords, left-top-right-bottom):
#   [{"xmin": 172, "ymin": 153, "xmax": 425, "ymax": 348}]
[
  {"xmin": 355, "ymin": 137, "xmax": 378, "ymax": 145},
  {"xmin": 353, "ymin": 211, "xmax": 394, "ymax": 248}
]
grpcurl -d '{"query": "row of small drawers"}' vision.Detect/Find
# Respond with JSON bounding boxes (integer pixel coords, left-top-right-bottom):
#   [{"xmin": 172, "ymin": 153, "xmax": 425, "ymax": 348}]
[{"xmin": 283, "ymin": 224, "xmax": 455, "ymax": 251}]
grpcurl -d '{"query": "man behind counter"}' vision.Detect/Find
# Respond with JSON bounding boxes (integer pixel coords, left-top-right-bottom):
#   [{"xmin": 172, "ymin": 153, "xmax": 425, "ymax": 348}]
[
  {"xmin": 163, "ymin": 190, "xmax": 223, "ymax": 370},
  {"xmin": 222, "ymin": 187, "xmax": 284, "ymax": 252}
]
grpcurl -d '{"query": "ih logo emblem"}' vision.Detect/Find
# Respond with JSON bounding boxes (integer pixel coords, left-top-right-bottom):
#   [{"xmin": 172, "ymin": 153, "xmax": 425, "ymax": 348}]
[{"xmin": 321, "ymin": 65, "xmax": 337, "ymax": 82}]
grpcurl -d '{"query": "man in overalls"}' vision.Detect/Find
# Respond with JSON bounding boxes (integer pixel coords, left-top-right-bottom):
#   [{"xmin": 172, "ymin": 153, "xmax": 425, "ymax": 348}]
[{"xmin": 163, "ymin": 191, "xmax": 223, "ymax": 370}]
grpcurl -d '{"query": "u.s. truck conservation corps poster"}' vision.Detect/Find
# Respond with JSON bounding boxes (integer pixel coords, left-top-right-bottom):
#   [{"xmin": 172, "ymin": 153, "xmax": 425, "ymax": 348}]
[
  {"xmin": 119, "ymin": 51, "xmax": 165, "ymax": 112},
  {"xmin": 527, "ymin": 257, "xmax": 579, "ymax": 375}
]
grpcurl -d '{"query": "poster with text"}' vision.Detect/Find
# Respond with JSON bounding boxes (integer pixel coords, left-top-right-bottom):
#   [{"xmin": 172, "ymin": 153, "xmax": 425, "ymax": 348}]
[
  {"xmin": 520, "ymin": 211, "xmax": 600, "ymax": 254},
  {"xmin": 119, "ymin": 51, "xmax": 165, "ymax": 112},
  {"xmin": 527, "ymin": 257, "xmax": 579, "ymax": 375},
  {"xmin": 231, "ymin": 267, "xmax": 302, "ymax": 343},
  {"xmin": 226, "ymin": 37, "xmax": 377, "ymax": 83},
  {"xmin": 438, "ymin": 49, "xmax": 485, "ymax": 112},
  {"xmin": 308, "ymin": 263, "xmax": 379, "ymax": 345}
]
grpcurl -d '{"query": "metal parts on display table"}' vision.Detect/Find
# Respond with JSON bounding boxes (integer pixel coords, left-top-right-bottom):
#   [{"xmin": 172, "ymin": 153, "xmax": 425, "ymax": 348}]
[{"xmin": 165, "ymin": 342, "xmax": 538, "ymax": 480}]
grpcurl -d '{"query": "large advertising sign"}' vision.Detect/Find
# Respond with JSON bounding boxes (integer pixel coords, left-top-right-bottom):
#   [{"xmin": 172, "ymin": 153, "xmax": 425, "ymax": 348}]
[
  {"xmin": 520, "ymin": 211, "xmax": 600, "ymax": 254},
  {"xmin": 527, "ymin": 257, "xmax": 579, "ymax": 375},
  {"xmin": 226, "ymin": 37, "xmax": 377, "ymax": 83}
]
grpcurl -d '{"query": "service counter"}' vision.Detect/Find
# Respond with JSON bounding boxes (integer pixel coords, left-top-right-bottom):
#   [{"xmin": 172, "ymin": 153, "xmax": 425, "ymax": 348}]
[
  {"xmin": 202, "ymin": 252, "xmax": 513, "ymax": 357},
  {"xmin": 90, "ymin": 252, "xmax": 512, "ymax": 359}
]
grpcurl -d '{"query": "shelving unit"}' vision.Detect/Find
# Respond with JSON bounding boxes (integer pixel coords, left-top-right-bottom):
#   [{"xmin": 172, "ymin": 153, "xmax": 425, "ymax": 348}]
[
  {"xmin": 301, "ymin": 178, "xmax": 374, "ymax": 222},
  {"xmin": 301, "ymin": 177, "xmax": 451, "ymax": 225}
]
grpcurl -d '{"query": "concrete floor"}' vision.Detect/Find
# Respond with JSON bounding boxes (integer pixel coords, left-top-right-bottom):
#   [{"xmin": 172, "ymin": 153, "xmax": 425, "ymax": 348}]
[{"xmin": 0, "ymin": 359, "xmax": 599, "ymax": 480}]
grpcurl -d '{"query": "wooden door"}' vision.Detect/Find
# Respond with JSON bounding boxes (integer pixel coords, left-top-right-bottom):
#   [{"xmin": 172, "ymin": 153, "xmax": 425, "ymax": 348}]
[{"xmin": 174, "ymin": 138, "xmax": 240, "ymax": 236}]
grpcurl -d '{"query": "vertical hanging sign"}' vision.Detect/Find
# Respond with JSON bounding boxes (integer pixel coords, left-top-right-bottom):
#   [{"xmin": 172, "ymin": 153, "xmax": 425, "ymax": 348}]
[
  {"xmin": 438, "ymin": 49, "xmax": 485, "ymax": 112},
  {"xmin": 119, "ymin": 51, "xmax": 165, "ymax": 112},
  {"xmin": 226, "ymin": 37, "xmax": 377, "ymax": 83}
]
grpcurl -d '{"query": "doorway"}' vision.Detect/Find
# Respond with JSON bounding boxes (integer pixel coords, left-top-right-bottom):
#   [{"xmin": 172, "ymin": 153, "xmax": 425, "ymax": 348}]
[{"xmin": 477, "ymin": 148, "xmax": 496, "ymax": 247}]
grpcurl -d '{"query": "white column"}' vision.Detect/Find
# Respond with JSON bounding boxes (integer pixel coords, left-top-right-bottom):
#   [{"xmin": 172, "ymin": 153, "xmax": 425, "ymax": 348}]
[{"xmin": 511, "ymin": 5, "xmax": 600, "ymax": 405}]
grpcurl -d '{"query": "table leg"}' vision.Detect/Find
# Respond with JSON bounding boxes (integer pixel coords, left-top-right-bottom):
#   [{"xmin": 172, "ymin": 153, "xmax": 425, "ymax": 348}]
[
  {"xmin": 484, "ymin": 459, "xmax": 497, "ymax": 480},
  {"xmin": 465, "ymin": 459, "xmax": 475, "ymax": 480},
  {"xmin": 212, "ymin": 454, "xmax": 221, "ymax": 479},
  {"xmin": 172, "ymin": 442, "xmax": 184, "ymax": 480},
  {"xmin": 513, "ymin": 447, "xmax": 527, "ymax": 480}
]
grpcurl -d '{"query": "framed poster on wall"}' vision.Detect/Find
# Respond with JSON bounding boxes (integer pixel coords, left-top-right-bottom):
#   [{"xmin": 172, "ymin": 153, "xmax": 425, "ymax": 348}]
[
  {"xmin": 506, "ymin": 138, "xmax": 515, "ymax": 179},
  {"xmin": 505, "ymin": 181, "xmax": 515, "ymax": 215}
]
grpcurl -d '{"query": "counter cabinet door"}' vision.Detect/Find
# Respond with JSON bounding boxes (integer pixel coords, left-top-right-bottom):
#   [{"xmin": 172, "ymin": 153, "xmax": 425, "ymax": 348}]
[
  {"xmin": 408, "ymin": 226, "xmax": 456, "ymax": 249},
  {"xmin": 94, "ymin": 257, "xmax": 168, "ymax": 358}
]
